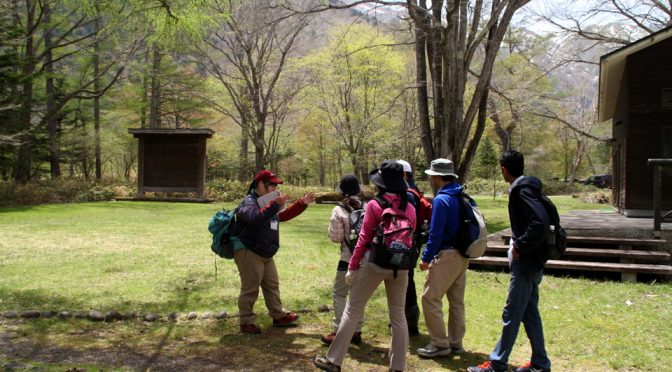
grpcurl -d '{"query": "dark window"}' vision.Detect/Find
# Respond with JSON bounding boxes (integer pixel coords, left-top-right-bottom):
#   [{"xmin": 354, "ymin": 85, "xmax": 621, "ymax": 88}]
[
  {"xmin": 663, "ymin": 88, "xmax": 672, "ymax": 109},
  {"xmin": 663, "ymin": 127, "xmax": 672, "ymax": 158}
]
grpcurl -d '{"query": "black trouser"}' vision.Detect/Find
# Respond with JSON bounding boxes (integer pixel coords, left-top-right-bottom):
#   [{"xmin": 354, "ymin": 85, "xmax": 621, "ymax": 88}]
[
  {"xmin": 404, "ymin": 247, "xmax": 421, "ymax": 335},
  {"xmin": 405, "ymin": 266, "xmax": 418, "ymax": 309}
]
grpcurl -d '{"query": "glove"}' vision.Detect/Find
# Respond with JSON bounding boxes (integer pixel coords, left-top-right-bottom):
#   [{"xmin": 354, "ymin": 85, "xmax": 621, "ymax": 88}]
[{"xmin": 345, "ymin": 270, "xmax": 357, "ymax": 286}]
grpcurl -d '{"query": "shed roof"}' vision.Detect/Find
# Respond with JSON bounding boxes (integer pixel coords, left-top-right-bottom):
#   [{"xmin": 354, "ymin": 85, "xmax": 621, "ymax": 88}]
[
  {"xmin": 598, "ymin": 26, "xmax": 672, "ymax": 122},
  {"xmin": 128, "ymin": 128, "xmax": 214, "ymax": 137}
]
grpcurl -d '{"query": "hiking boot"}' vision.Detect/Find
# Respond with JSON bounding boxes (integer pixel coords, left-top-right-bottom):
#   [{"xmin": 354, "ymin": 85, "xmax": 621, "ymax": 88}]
[
  {"xmin": 514, "ymin": 361, "xmax": 551, "ymax": 372},
  {"xmin": 320, "ymin": 332, "xmax": 336, "ymax": 345},
  {"xmin": 240, "ymin": 324, "xmax": 261, "ymax": 334},
  {"xmin": 467, "ymin": 361, "xmax": 498, "ymax": 372},
  {"xmin": 416, "ymin": 344, "xmax": 452, "ymax": 358},
  {"xmin": 272, "ymin": 312, "xmax": 299, "ymax": 327},
  {"xmin": 320, "ymin": 331, "xmax": 362, "ymax": 345},
  {"xmin": 313, "ymin": 356, "xmax": 341, "ymax": 372}
]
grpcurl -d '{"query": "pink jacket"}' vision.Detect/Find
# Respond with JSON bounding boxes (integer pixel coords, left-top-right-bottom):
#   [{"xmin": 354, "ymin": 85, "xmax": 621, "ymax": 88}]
[{"xmin": 348, "ymin": 193, "xmax": 416, "ymax": 271}]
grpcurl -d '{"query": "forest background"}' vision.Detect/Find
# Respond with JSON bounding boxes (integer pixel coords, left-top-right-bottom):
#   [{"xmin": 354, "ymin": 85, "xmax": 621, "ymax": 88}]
[{"xmin": 1, "ymin": 0, "xmax": 670, "ymax": 204}]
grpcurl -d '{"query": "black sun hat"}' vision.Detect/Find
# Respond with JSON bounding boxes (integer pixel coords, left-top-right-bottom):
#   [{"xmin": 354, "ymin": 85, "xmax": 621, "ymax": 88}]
[{"xmin": 369, "ymin": 160, "xmax": 407, "ymax": 193}]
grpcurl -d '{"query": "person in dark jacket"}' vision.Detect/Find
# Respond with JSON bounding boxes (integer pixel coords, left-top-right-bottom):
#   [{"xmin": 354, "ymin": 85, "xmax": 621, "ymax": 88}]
[
  {"xmin": 468, "ymin": 150, "xmax": 552, "ymax": 372},
  {"xmin": 233, "ymin": 170, "xmax": 315, "ymax": 334},
  {"xmin": 397, "ymin": 159, "xmax": 432, "ymax": 337}
]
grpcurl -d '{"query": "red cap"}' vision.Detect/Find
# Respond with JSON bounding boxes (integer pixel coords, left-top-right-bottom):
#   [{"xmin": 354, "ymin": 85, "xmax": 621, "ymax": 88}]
[{"xmin": 254, "ymin": 170, "xmax": 283, "ymax": 184}]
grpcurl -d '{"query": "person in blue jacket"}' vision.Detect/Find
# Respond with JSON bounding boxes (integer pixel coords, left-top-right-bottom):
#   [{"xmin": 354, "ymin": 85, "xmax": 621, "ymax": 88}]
[
  {"xmin": 468, "ymin": 150, "xmax": 551, "ymax": 372},
  {"xmin": 416, "ymin": 158, "xmax": 469, "ymax": 358}
]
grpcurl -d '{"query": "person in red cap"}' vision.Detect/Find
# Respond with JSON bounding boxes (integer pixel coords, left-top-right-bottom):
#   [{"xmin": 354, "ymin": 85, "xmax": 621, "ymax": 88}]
[{"xmin": 231, "ymin": 169, "xmax": 315, "ymax": 334}]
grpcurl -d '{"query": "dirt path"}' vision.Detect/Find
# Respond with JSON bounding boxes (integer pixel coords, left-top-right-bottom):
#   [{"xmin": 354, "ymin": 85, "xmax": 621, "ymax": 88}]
[{"xmin": 0, "ymin": 322, "xmax": 322, "ymax": 371}]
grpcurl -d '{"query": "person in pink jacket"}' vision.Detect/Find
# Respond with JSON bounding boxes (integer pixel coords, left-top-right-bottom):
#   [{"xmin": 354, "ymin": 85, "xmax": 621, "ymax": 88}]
[{"xmin": 314, "ymin": 161, "xmax": 416, "ymax": 372}]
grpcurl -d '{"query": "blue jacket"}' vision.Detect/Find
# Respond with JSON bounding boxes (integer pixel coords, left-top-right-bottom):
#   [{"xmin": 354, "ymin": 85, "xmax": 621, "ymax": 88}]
[
  {"xmin": 509, "ymin": 176, "xmax": 551, "ymax": 273},
  {"xmin": 421, "ymin": 182, "xmax": 463, "ymax": 263}
]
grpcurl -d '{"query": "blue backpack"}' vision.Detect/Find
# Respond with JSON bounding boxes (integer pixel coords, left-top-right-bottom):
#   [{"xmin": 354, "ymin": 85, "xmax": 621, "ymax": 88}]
[{"xmin": 208, "ymin": 209, "xmax": 239, "ymax": 259}]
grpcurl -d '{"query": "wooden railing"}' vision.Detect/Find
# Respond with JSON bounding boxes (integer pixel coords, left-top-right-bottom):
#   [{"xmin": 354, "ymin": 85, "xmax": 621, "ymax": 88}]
[{"xmin": 648, "ymin": 158, "xmax": 672, "ymax": 238}]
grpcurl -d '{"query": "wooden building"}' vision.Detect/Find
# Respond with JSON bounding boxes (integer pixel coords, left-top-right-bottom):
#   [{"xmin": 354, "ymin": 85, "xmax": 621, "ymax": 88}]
[
  {"xmin": 128, "ymin": 128, "xmax": 214, "ymax": 200},
  {"xmin": 598, "ymin": 26, "xmax": 672, "ymax": 216}
]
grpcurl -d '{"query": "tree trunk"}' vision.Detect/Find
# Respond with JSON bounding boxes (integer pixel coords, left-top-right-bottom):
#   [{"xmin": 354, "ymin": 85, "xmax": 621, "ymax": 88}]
[
  {"xmin": 81, "ymin": 114, "xmax": 89, "ymax": 181},
  {"xmin": 15, "ymin": 0, "xmax": 36, "ymax": 182},
  {"xmin": 429, "ymin": 0, "xmax": 444, "ymax": 156},
  {"xmin": 409, "ymin": 0, "xmax": 528, "ymax": 178},
  {"xmin": 44, "ymin": 3, "xmax": 61, "ymax": 178},
  {"xmin": 140, "ymin": 45, "xmax": 150, "ymax": 128},
  {"xmin": 254, "ymin": 122, "xmax": 265, "ymax": 171},
  {"xmin": 238, "ymin": 134, "xmax": 249, "ymax": 182},
  {"xmin": 414, "ymin": 2, "xmax": 434, "ymax": 163},
  {"xmin": 457, "ymin": 2, "xmax": 498, "ymax": 181},
  {"xmin": 569, "ymin": 137, "xmax": 588, "ymax": 185},
  {"xmin": 459, "ymin": 88, "xmax": 489, "ymax": 182},
  {"xmin": 490, "ymin": 97, "xmax": 514, "ymax": 152},
  {"xmin": 149, "ymin": 45, "xmax": 162, "ymax": 128},
  {"xmin": 93, "ymin": 8, "xmax": 102, "ymax": 181}
]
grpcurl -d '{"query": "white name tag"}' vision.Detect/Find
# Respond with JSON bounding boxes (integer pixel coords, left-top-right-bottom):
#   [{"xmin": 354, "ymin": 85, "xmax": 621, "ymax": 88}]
[{"xmin": 270, "ymin": 220, "xmax": 278, "ymax": 230}]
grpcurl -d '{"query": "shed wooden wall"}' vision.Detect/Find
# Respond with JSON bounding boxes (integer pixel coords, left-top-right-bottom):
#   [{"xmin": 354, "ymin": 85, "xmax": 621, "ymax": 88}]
[
  {"xmin": 142, "ymin": 135, "xmax": 202, "ymax": 189},
  {"xmin": 621, "ymin": 37, "xmax": 672, "ymax": 210}
]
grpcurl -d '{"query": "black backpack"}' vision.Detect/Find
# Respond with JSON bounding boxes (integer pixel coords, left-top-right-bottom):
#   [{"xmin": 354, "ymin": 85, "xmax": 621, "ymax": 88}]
[
  {"xmin": 341, "ymin": 204, "xmax": 365, "ymax": 252},
  {"xmin": 537, "ymin": 192, "xmax": 567, "ymax": 260}
]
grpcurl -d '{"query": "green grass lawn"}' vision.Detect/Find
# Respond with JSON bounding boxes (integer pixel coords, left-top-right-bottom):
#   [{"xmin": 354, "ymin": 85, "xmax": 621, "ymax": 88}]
[{"xmin": 1, "ymin": 197, "xmax": 670, "ymax": 371}]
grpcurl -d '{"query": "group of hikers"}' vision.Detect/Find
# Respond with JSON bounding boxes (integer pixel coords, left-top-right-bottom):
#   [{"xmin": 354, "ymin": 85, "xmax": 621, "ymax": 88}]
[{"xmin": 227, "ymin": 151, "xmax": 553, "ymax": 372}]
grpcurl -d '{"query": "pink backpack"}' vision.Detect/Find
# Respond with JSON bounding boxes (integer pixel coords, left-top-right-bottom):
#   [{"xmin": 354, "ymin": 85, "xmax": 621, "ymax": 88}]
[{"xmin": 368, "ymin": 197, "xmax": 416, "ymax": 278}]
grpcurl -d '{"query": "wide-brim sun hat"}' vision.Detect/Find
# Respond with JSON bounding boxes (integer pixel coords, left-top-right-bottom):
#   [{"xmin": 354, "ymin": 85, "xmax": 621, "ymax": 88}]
[
  {"xmin": 369, "ymin": 160, "xmax": 407, "ymax": 192},
  {"xmin": 424, "ymin": 158, "xmax": 459, "ymax": 178}
]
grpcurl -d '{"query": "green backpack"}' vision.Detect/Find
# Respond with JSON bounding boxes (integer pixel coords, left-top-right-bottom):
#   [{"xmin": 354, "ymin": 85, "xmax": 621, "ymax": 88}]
[{"xmin": 208, "ymin": 209, "xmax": 240, "ymax": 259}]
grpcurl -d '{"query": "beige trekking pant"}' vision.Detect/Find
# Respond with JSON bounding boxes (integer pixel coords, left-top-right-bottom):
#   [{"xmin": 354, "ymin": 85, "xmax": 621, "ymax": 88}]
[
  {"xmin": 326, "ymin": 259, "xmax": 409, "ymax": 371},
  {"xmin": 234, "ymin": 248, "xmax": 286, "ymax": 325},
  {"xmin": 333, "ymin": 269, "xmax": 363, "ymax": 333},
  {"xmin": 421, "ymin": 249, "xmax": 469, "ymax": 349}
]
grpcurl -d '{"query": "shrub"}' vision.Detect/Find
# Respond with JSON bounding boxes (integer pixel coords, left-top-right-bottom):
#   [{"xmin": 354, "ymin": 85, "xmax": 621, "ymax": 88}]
[
  {"xmin": 206, "ymin": 179, "xmax": 248, "ymax": 202},
  {"xmin": 462, "ymin": 177, "xmax": 509, "ymax": 196},
  {"xmin": 0, "ymin": 179, "xmax": 135, "ymax": 207},
  {"xmin": 542, "ymin": 179, "xmax": 597, "ymax": 195},
  {"xmin": 206, "ymin": 178, "xmax": 333, "ymax": 202},
  {"xmin": 461, "ymin": 177, "xmax": 601, "ymax": 197}
]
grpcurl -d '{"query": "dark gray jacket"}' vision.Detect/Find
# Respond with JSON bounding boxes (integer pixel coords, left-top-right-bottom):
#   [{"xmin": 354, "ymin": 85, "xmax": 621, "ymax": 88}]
[{"xmin": 509, "ymin": 176, "xmax": 551, "ymax": 273}]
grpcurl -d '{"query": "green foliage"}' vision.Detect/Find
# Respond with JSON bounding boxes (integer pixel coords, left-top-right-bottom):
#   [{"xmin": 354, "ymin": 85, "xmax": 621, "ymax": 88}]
[
  {"xmin": 463, "ymin": 177, "xmax": 510, "ymax": 196},
  {"xmin": 206, "ymin": 178, "xmax": 331, "ymax": 202},
  {"xmin": 0, "ymin": 179, "xmax": 134, "ymax": 207},
  {"xmin": 299, "ymin": 23, "xmax": 409, "ymax": 175},
  {"xmin": 473, "ymin": 136, "xmax": 500, "ymax": 179},
  {"xmin": 542, "ymin": 179, "xmax": 599, "ymax": 195},
  {"xmin": 206, "ymin": 179, "xmax": 248, "ymax": 201}
]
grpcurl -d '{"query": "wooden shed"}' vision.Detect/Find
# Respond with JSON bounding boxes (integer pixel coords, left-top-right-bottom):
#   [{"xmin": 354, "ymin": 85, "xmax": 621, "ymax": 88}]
[
  {"xmin": 598, "ymin": 26, "xmax": 672, "ymax": 217},
  {"xmin": 128, "ymin": 128, "xmax": 214, "ymax": 201}
]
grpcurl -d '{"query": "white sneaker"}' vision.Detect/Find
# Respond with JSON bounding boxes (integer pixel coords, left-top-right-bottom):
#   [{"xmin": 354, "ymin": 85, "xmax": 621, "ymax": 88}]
[{"xmin": 416, "ymin": 344, "xmax": 453, "ymax": 358}]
